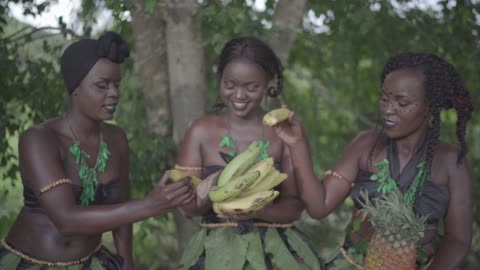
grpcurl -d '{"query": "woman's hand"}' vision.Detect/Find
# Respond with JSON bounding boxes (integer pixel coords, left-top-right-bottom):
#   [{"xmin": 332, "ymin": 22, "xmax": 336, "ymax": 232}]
[
  {"xmin": 271, "ymin": 108, "xmax": 307, "ymax": 146},
  {"xmin": 146, "ymin": 170, "xmax": 195, "ymax": 215}
]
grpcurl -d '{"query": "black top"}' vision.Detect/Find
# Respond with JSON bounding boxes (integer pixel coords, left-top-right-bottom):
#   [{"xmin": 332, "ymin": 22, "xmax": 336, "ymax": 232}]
[
  {"xmin": 23, "ymin": 177, "xmax": 122, "ymax": 213},
  {"xmin": 350, "ymin": 141, "xmax": 449, "ymax": 223}
]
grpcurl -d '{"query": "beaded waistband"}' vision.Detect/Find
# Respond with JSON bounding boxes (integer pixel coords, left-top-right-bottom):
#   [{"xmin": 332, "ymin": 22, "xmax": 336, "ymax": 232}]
[
  {"xmin": 200, "ymin": 222, "xmax": 294, "ymax": 228},
  {"xmin": 1, "ymin": 239, "xmax": 101, "ymax": 267}
]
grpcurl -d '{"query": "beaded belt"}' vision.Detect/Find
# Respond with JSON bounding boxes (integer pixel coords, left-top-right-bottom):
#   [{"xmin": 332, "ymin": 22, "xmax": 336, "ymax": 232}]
[
  {"xmin": 200, "ymin": 222, "xmax": 294, "ymax": 228},
  {"xmin": 1, "ymin": 239, "xmax": 101, "ymax": 267}
]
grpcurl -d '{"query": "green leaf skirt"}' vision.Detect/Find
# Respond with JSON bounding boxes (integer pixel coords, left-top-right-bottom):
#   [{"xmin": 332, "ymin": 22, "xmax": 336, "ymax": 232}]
[
  {"xmin": 0, "ymin": 240, "xmax": 123, "ymax": 270},
  {"xmin": 179, "ymin": 225, "xmax": 324, "ymax": 270}
]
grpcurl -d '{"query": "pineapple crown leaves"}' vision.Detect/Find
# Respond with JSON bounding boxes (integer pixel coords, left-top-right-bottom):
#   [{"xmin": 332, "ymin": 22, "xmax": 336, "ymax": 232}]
[
  {"xmin": 370, "ymin": 159, "xmax": 398, "ymax": 194},
  {"xmin": 358, "ymin": 190, "xmax": 428, "ymax": 243}
]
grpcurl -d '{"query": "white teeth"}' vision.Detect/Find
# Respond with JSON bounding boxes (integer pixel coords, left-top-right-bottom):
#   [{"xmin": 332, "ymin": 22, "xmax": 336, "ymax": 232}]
[
  {"xmin": 104, "ymin": 104, "xmax": 117, "ymax": 113},
  {"xmin": 383, "ymin": 120, "xmax": 396, "ymax": 128},
  {"xmin": 232, "ymin": 101, "xmax": 248, "ymax": 110}
]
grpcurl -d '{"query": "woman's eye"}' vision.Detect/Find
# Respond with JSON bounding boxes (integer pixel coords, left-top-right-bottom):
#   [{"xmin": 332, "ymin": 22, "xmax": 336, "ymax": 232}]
[
  {"xmin": 246, "ymin": 84, "xmax": 259, "ymax": 92},
  {"xmin": 96, "ymin": 83, "xmax": 108, "ymax": 89},
  {"xmin": 224, "ymin": 81, "xmax": 235, "ymax": 89}
]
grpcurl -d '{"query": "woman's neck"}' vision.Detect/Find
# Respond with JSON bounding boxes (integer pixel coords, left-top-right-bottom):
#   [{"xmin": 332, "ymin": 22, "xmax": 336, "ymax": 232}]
[
  {"xmin": 64, "ymin": 110, "xmax": 101, "ymax": 142},
  {"xmin": 394, "ymin": 126, "xmax": 428, "ymax": 158},
  {"xmin": 225, "ymin": 109, "xmax": 264, "ymax": 126}
]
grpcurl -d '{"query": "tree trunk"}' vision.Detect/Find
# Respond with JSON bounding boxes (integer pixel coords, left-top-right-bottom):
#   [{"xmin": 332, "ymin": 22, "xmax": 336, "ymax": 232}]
[
  {"xmin": 130, "ymin": 1, "xmax": 171, "ymax": 136},
  {"xmin": 268, "ymin": 0, "xmax": 308, "ymax": 63},
  {"xmin": 164, "ymin": 0, "xmax": 208, "ymax": 253},
  {"xmin": 164, "ymin": 0, "xmax": 207, "ymax": 145}
]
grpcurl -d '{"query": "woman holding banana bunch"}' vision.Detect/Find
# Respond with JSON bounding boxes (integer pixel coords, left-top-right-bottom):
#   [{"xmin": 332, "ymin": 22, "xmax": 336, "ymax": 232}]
[
  {"xmin": 175, "ymin": 37, "xmax": 322, "ymax": 270},
  {"xmin": 272, "ymin": 52, "xmax": 474, "ymax": 270}
]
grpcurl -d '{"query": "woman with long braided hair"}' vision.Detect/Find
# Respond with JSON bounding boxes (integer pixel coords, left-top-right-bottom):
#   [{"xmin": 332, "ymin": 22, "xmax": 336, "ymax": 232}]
[{"xmin": 273, "ymin": 52, "xmax": 474, "ymax": 269}]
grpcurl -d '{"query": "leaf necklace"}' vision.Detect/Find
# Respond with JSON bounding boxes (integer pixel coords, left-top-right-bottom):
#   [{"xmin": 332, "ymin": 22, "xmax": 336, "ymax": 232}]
[
  {"xmin": 370, "ymin": 158, "xmax": 429, "ymax": 204},
  {"xmin": 220, "ymin": 112, "xmax": 270, "ymax": 160},
  {"xmin": 64, "ymin": 114, "xmax": 110, "ymax": 205}
]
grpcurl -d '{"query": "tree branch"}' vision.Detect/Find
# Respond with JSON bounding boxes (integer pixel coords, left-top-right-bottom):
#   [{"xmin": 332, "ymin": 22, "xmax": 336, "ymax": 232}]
[
  {"xmin": 6, "ymin": 26, "xmax": 80, "ymax": 43},
  {"xmin": 292, "ymin": 68, "xmax": 377, "ymax": 128}
]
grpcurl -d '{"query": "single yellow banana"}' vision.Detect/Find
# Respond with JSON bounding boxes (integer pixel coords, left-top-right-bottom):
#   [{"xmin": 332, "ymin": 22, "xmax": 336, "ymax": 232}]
[
  {"xmin": 216, "ymin": 190, "xmax": 280, "ymax": 215},
  {"xmin": 169, "ymin": 169, "xmax": 202, "ymax": 187},
  {"xmin": 241, "ymin": 169, "xmax": 287, "ymax": 197},
  {"xmin": 208, "ymin": 171, "xmax": 260, "ymax": 202},
  {"xmin": 245, "ymin": 157, "xmax": 274, "ymax": 185},
  {"xmin": 263, "ymin": 108, "xmax": 291, "ymax": 127},
  {"xmin": 212, "ymin": 202, "xmax": 222, "ymax": 215},
  {"xmin": 217, "ymin": 141, "xmax": 260, "ymax": 187}
]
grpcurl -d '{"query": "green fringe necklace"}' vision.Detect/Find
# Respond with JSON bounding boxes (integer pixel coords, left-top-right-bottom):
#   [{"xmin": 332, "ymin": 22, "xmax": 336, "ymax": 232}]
[
  {"xmin": 369, "ymin": 159, "xmax": 430, "ymax": 204},
  {"xmin": 64, "ymin": 114, "xmax": 110, "ymax": 205},
  {"xmin": 220, "ymin": 113, "xmax": 270, "ymax": 160}
]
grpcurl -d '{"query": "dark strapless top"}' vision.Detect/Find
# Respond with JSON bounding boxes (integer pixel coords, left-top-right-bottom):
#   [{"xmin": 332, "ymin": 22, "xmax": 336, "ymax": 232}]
[
  {"xmin": 350, "ymin": 141, "xmax": 449, "ymax": 223},
  {"xmin": 350, "ymin": 170, "xmax": 449, "ymax": 223},
  {"xmin": 23, "ymin": 178, "xmax": 122, "ymax": 213}
]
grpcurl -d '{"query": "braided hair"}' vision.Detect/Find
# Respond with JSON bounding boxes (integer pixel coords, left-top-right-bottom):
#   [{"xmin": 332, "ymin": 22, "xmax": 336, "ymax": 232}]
[
  {"xmin": 214, "ymin": 36, "xmax": 284, "ymax": 110},
  {"xmin": 370, "ymin": 52, "xmax": 474, "ymax": 170}
]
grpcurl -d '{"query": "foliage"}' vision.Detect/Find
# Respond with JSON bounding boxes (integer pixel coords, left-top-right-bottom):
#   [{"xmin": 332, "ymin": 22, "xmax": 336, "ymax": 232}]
[{"xmin": 1, "ymin": 0, "xmax": 479, "ymax": 269}]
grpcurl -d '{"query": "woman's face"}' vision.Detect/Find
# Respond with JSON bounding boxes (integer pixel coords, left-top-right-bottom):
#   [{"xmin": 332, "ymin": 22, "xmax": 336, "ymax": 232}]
[
  {"xmin": 379, "ymin": 68, "xmax": 430, "ymax": 139},
  {"xmin": 73, "ymin": 58, "xmax": 121, "ymax": 121},
  {"xmin": 219, "ymin": 57, "xmax": 270, "ymax": 118}
]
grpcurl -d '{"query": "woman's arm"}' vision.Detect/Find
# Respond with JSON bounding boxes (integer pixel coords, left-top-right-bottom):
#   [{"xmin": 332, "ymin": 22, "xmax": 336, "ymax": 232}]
[
  {"xmin": 20, "ymin": 127, "xmax": 195, "ymax": 236},
  {"xmin": 427, "ymin": 149, "xmax": 472, "ymax": 270},
  {"xmin": 273, "ymin": 116, "xmax": 372, "ymax": 219},
  {"xmin": 112, "ymin": 129, "xmax": 134, "ymax": 270},
  {"xmin": 176, "ymin": 119, "xmax": 211, "ymax": 216}
]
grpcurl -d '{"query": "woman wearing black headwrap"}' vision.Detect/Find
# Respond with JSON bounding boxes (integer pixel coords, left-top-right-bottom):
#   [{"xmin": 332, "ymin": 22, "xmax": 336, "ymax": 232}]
[{"xmin": 0, "ymin": 32, "xmax": 195, "ymax": 270}]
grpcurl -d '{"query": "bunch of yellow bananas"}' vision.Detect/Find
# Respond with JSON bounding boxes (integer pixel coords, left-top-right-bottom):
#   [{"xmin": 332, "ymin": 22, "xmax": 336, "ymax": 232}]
[{"xmin": 209, "ymin": 141, "xmax": 287, "ymax": 215}]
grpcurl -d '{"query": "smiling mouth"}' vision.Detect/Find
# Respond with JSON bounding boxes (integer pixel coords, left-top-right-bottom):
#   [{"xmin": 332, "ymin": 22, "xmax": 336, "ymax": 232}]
[
  {"xmin": 103, "ymin": 104, "xmax": 117, "ymax": 113},
  {"xmin": 231, "ymin": 101, "xmax": 248, "ymax": 111}
]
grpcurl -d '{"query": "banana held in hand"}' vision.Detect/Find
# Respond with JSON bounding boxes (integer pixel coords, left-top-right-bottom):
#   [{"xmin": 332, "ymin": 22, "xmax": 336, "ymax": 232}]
[
  {"xmin": 169, "ymin": 169, "xmax": 202, "ymax": 187},
  {"xmin": 241, "ymin": 169, "xmax": 288, "ymax": 197},
  {"xmin": 217, "ymin": 141, "xmax": 261, "ymax": 187},
  {"xmin": 246, "ymin": 157, "xmax": 274, "ymax": 183},
  {"xmin": 208, "ymin": 171, "xmax": 260, "ymax": 202},
  {"xmin": 263, "ymin": 108, "xmax": 291, "ymax": 127},
  {"xmin": 216, "ymin": 190, "xmax": 280, "ymax": 215}
]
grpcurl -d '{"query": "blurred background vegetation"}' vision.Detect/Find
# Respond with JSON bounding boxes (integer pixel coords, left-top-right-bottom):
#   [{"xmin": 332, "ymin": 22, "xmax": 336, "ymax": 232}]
[{"xmin": 1, "ymin": 0, "xmax": 479, "ymax": 269}]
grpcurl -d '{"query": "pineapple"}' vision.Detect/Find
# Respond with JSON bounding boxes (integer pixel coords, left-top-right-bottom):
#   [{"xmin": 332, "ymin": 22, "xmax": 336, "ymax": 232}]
[{"xmin": 359, "ymin": 190, "xmax": 427, "ymax": 270}]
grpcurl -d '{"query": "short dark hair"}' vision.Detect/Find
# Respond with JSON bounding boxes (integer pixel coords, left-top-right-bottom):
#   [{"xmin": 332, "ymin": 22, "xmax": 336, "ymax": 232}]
[{"xmin": 216, "ymin": 36, "xmax": 284, "ymax": 98}]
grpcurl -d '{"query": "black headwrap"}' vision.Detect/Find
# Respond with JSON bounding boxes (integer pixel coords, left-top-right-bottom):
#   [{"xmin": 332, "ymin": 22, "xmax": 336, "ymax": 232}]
[{"xmin": 60, "ymin": 31, "xmax": 130, "ymax": 94}]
